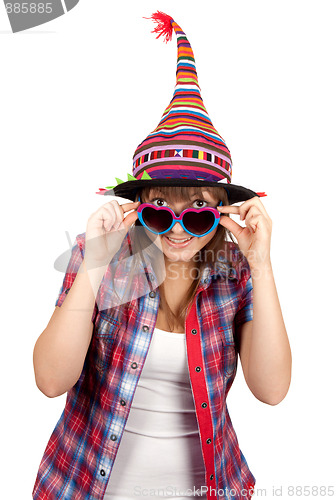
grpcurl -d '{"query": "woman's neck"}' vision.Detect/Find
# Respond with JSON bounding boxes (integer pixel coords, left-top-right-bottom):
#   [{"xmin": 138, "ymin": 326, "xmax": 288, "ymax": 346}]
[
  {"xmin": 163, "ymin": 255, "xmax": 198, "ymax": 282},
  {"xmin": 157, "ymin": 257, "xmax": 198, "ymax": 332}
]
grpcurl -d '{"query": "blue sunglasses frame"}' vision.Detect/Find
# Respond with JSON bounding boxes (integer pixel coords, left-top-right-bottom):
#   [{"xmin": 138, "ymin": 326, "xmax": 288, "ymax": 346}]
[{"xmin": 136, "ymin": 195, "xmax": 223, "ymax": 237}]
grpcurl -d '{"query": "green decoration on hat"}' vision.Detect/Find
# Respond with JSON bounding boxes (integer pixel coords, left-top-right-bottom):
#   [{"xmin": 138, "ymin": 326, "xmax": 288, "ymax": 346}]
[
  {"xmin": 140, "ymin": 170, "xmax": 152, "ymax": 180},
  {"xmin": 127, "ymin": 173, "xmax": 138, "ymax": 181}
]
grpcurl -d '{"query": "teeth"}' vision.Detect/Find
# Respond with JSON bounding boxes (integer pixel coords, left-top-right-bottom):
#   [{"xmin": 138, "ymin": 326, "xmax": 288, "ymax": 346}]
[{"xmin": 167, "ymin": 237, "xmax": 192, "ymax": 243}]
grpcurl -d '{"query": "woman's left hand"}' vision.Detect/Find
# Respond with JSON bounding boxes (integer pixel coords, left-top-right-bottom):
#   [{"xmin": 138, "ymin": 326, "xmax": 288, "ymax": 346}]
[{"xmin": 217, "ymin": 196, "xmax": 272, "ymax": 270}]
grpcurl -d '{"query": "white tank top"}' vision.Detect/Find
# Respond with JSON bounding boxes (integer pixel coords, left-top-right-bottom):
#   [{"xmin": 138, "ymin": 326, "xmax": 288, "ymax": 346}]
[{"xmin": 103, "ymin": 327, "xmax": 207, "ymax": 499}]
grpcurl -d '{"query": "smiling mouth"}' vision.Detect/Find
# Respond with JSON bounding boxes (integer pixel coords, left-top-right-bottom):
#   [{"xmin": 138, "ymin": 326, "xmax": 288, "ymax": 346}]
[
  {"xmin": 167, "ymin": 236, "xmax": 192, "ymax": 243},
  {"xmin": 163, "ymin": 235, "xmax": 195, "ymax": 247}
]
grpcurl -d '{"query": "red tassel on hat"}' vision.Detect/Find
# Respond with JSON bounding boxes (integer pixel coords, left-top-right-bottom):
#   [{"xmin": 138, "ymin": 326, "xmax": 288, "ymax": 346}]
[
  {"xmin": 143, "ymin": 11, "xmax": 173, "ymax": 43},
  {"xmin": 256, "ymin": 192, "xmax": 267, "ymax": 197}
]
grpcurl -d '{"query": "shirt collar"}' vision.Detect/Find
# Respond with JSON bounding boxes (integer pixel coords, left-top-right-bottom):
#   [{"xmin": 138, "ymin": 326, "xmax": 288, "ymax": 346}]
[{"xmin": 197, "ymin": 260, "xmax": 238, "ymax": 291}]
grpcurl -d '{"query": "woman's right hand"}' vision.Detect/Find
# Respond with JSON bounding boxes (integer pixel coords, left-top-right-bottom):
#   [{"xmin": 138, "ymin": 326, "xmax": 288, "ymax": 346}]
[{"xmin": 83, "ymin": 199, "xmax": 140, "ymax": 269}]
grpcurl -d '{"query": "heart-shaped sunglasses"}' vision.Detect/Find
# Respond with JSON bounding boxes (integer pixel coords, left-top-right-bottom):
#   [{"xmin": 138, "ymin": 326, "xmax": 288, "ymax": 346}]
[{"xmin": 137, "ymin": 196, "xmax": 223, "ymax": 237}]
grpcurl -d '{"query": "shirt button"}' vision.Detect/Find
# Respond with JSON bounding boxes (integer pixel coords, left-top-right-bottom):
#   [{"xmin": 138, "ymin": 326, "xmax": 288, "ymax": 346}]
[
  {"xmin": 210, "ymin": 474, "xmax": 214, "ymax": 480},
  {"xmin": 120, "ymin": 399, "xmax": 126, "ymax": 406},
  {"xmin": 149, "ymin": 291, "xmax": 156, "ymax": 298},
  {"xmin": 201, "ymin": 402, "xmax": 207, "ymax": 408},
  {"xmin": 142, "ymin": 325, "xmax": 149, "ymax": 332},
  {"xmin": 65, "ymin": 289, "xmax": 69, "ymax": 294},
  {"xmin": 110, "ymin": 434, "xmax": 117, "ymax": 441},
  {"xmin": 131, "ymin": 362, "xmax": 138, "ymax": 369},
  {"xmin": 100, "ymin": 469, "xmax": 106, "ymax": 476},
  {"xmin": 195, "ymin": 366, "xmax": 201, "ymax": 372},
  {"xmin": 203, "ymin": 278, "xmax": 209, "ymax": 284},
  {"xmin": 191, "ymin": 328, "xmax": 197, "ymax": 335},
  {"xmin": 206, "ymin": 438, "xmax": 212, "ymax": 444},
  {"xmin": 148, "ymin": 273, "xmax": 155, "ymax": 281}
]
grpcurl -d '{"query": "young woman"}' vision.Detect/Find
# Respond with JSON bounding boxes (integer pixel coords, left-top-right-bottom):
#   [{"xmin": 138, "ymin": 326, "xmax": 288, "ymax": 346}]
[
  {"xmin": 32, "ymin": 184, "xmax": 291, "ymax": 499},
  {"xmin": 32, "ymin": 11, "xmax": 291, "ymax": 500}
]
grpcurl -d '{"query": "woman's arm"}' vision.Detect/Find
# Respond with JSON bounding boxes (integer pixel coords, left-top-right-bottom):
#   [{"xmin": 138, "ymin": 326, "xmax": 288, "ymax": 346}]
[
  {"xmin": 33, "ymin": 260, "xmax": 107, "ymax": 398},
  {"xmin": 218, "ymin": 196, "xmax": 292, "ymax": 405},
  {"xmin": 238, "ymin": 262, "xmax": 292, "ymax": 405},
  {"xmin": 33, "ymin": 200, "xmax": 139, "ymax": 398}
]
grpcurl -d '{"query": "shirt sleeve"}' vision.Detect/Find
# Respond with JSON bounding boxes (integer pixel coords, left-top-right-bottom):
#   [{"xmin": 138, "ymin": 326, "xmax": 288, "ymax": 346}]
[
  {"xmin": 234, "ymin": 274, "xmax": 253, "ymax": 331},
  {"xmin": 55, "ymin": 233, "xmax": 98, "ymax": 324}
]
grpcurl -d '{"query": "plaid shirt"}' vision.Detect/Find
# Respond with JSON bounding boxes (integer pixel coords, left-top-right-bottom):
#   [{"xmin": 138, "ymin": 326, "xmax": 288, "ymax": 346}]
[{"xmin": 33, "ymin": 231, "xmax": 256, "ymax": 500}]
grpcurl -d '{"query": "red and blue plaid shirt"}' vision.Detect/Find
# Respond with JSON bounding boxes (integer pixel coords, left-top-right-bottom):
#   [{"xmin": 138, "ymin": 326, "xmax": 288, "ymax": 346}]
[{"xmin": 33, "ymin": 231, "xmax": 256, "ymax": 500}]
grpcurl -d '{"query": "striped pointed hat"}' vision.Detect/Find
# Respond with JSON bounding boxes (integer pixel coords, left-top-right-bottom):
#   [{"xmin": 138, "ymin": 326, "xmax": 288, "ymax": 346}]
[{"xmin": 97, "ymin": 11, "xmax": 265, "ymax": 205}]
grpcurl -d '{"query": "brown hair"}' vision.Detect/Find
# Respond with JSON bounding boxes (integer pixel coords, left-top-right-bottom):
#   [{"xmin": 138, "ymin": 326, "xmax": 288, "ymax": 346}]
[{"xmin": 136, "ymin": 184, "xmax": 240, "ymax": 332}]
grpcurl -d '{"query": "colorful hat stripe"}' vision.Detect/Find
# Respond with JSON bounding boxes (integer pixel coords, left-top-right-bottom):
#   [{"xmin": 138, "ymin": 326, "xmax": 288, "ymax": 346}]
[
  {"xmin": 134, "ymin": 136, "xmax": 230, "ymax": 153},
  {"xmin": 134, "ymin": 165, "xmax": 230, "ymax": 183},
  {"xmin": 133, "ymin": 150, "xmax": 232, "ymax": 178},
  {"xmin": 142, "ymin": 130, "xmax": 230, "ymax": 150},
  {"xmin": 133, "ymin": 146, "xmax": 231, "ymax": 164}
]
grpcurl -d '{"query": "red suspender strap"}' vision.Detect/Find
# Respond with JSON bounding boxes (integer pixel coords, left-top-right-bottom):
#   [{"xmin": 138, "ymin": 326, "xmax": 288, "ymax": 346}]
[{"xmin": 185, "ymin": 299, "xmax": 217, "ymax": 500}]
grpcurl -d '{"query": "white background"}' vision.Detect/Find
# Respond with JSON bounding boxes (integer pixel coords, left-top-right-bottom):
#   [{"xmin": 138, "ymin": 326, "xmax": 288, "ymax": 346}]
[{"xmin": 1, "ymin": 1, "xmax": 335, "ymax": 498}]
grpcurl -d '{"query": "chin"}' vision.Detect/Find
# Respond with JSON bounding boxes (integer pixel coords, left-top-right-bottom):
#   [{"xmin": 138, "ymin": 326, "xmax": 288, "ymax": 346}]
[
  {"xmin": 163, "ymin": 247, "xmax": 198, "ymax": 263},
  {"xmin": 160, "ymin": 232, "xmax": 216, "ymax": 263}
]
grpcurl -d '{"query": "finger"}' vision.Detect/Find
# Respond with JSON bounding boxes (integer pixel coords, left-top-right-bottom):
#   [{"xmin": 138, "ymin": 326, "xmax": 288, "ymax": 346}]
[
  {"xmin": 246, "ymin": 214, "xmax": 270, "ymax": 234},
  {"xmin": 219, "ymin": 214, "xmax": 245, "ymax": 240},
  {"xmin": 119, "ymin": 209, "xmax": 139, "ymax": 230},
  {"xmin": 216, "ymin": 205, "xmax": 240, "ymax": 215},
  {"xmin": 245, "ymin": 217, "xmax": 257, "ymax": 233},
  {"xmin": 111, "ymin": 200, "xmax": 126, "ymax": 229},
  {"xmin": 241, "ymin": 205, "xmax": 261, "ymax": 221},
  {"xmin": 239, "ymin": 196, "xmax": 270, "ymax": 221},
  {"xmin": 95, "ymin": 207, "xmax": 113, "ymax": 233},
  {"xmin": 119, "ymin": 201, "xmax": 140, "ymax": 229},
  {"xmin": 100, "ymin": 206, "xmax": 119, "ymax": 232},
  {"xmin": 120, "ymin": 201, "xmax": 141, "ymax": 213},
  {"xmin": 108, "ymin": 200, "xmax": 124, "ymax": 228},
  {"xmin": 110, "ymin": 203, "xmax": 124, "ymax": 229},
  {"xmin": 101, "ymin": 203, "xmax": 127, "ymax": 232}
]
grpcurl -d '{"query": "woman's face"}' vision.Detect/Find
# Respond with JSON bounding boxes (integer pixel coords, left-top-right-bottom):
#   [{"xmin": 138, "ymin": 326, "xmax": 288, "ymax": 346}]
[{"xmin": 141, "ymin": 188, "xmax": 220, "ymax": 263}]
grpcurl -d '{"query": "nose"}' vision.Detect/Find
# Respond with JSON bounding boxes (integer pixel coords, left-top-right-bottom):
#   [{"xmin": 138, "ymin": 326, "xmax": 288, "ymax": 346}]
[{"xmin": 170, "ymin": 221, "xmax": 185, "ymax": 234}]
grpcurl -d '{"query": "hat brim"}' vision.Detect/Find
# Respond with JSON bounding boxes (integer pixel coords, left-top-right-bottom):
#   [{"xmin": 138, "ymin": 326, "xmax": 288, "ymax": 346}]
[{"xmin": 104, "ymin": 179, "xmax": 259, "ymax": 205}]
